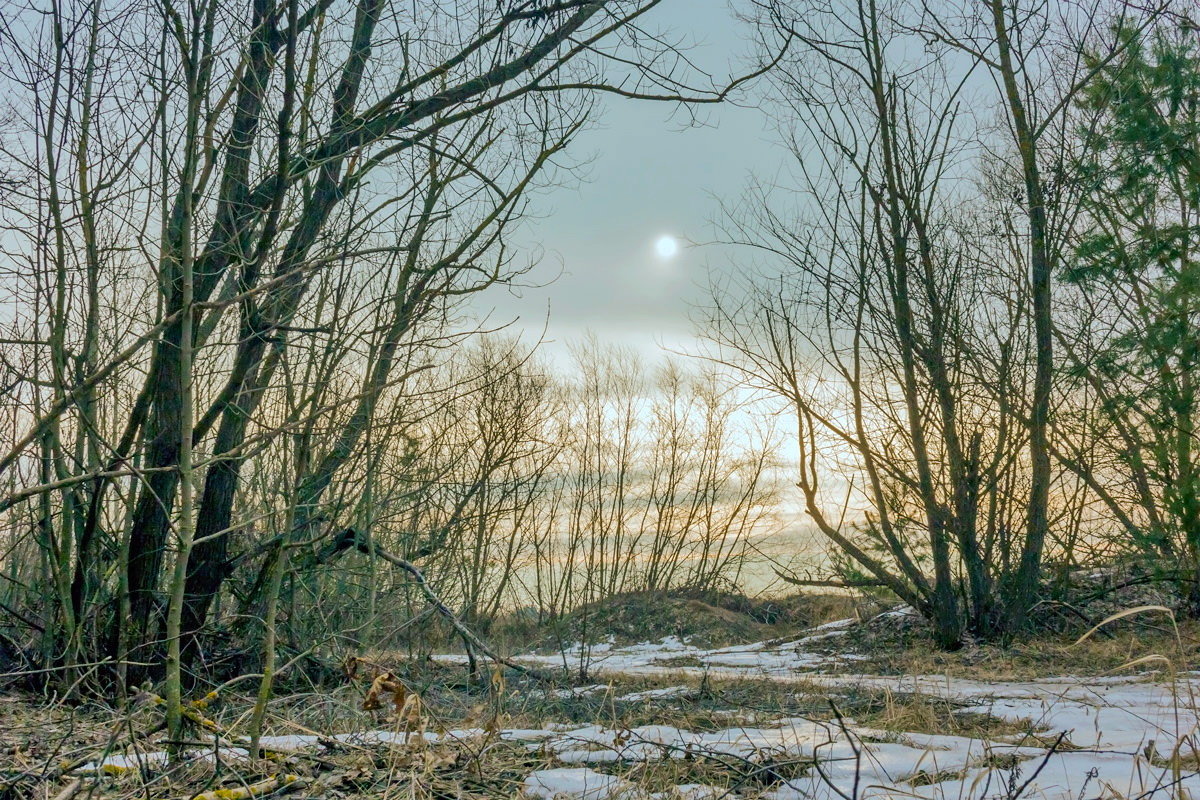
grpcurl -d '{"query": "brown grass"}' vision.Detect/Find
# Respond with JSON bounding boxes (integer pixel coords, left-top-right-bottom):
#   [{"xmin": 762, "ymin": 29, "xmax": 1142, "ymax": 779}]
[
  {"xmin": 851, "ymin": 688, "xmax": 1034, "ymax": 741},
  {"xmin": 11, "ymin": 600, "xmax": 1195, "ymax": 800},
  {"xmin": 848, "ymin": 618, "xmax": 1200, "ymax": 681},
  {"xmin": 483, "ymin": 589, "xmax": 867, "ymax": 654}
]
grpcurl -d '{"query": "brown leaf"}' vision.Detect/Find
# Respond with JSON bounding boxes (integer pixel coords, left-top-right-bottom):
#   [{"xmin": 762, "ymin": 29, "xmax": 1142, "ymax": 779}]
[
  {"xmin": 400, "ymin": 691, "xmax": 422, "ymax": 726},
  {"xmin": 362, "ymin": 671, "xmax": 409, "ymax": 714},
  {"xmin": 422, "ymin": 749, "xmax": 458, "ymax": 771},
  {"xmin": 362, "ymin": 673, "xmax": 388, "ymax": 711}
]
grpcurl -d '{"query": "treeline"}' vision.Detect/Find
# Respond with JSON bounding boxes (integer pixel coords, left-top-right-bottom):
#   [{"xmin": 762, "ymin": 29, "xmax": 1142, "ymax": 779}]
[{"xmin": 288, "ymin": 337, "xmax": 778, "ymax": 638}]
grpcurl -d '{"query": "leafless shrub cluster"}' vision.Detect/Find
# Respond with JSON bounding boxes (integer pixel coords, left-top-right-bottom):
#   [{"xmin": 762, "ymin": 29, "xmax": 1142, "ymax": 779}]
[{"xmin": 287, "ymin": 337, "xmax": 780, "ymax": 646}]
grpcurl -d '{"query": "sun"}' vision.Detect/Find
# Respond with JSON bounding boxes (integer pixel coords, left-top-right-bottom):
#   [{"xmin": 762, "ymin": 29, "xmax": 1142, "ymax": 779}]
[{"xmin": 655, "ymin": 235, "xmax": 680, "ymax": 260}]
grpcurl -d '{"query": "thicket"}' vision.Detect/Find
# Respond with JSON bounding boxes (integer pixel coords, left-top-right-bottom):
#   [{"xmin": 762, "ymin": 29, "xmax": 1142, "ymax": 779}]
[
  {"xmin": 702, "ymin": 0, "xmax": 1200, "ymax": 646},
  {"xmin": 0, "ymin": 0, "xmax": 1197, "ymax": 732}
]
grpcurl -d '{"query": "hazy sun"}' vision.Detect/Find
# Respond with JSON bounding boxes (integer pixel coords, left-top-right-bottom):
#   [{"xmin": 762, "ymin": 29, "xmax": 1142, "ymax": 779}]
[{"xmin": 655, "ymin": 235, "xmax": 679, "ymax": 259}]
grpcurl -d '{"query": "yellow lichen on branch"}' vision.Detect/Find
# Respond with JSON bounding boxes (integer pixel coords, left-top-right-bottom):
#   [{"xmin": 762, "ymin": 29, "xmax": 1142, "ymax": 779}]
[
  {"xmin": 190, "ymin": 691, "xmax": 221, "ymax": 711},
  {"xmin": 185, "ymin": 774, "xmax": 298, "ymax": 800}
]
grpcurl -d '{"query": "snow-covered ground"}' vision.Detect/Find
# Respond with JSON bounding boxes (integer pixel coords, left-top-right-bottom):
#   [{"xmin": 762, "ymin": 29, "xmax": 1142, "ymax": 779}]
[
  {"xmin": 516, "ymin": 669, "xmax": 1200, "ymax": 799},
  {"xmin": 81, "ymin": 615, "xmax": 1200, "ymax": 800},
  {"xmin": 513, "ymin": 662, "xmax": 1200, "ymax": 800},
  {"xmin": 503, "ymin": 616, "xmax": 1200, "ymax": 800}
]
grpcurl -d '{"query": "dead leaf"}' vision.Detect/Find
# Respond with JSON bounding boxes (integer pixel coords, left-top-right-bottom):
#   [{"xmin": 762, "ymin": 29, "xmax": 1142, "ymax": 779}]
[
  {"xmin": 422, "ymin": 749, "xmax": 458, "ymax": 771},
  {"xmin": 400, "ymin": 692, "xmax": 422, "ymax": 726},
  {"xmin": 361, "ymin": 671, "xmax": 407, "ymax": 713}
]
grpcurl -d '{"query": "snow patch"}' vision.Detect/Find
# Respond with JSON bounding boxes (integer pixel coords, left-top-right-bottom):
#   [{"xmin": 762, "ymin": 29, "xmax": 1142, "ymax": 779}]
[{"xmin": 522, "ymin": 767, "xmax": 638, "ymax": 799}]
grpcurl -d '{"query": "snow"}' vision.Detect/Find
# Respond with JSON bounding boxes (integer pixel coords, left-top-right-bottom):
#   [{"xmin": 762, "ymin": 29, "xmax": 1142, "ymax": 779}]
[
  {"xmin": 255, "ymin": 733, "xmax": 323, "ymax": 750},
  {"xmin": 522, "ymin": 769, "xmax": 731, "ymax": 799},
  {"xmin": 903, "ymin": 750, "xmax": 1200, "ymax": 800},
  {"xmin": 437, "ymin": 624, "xmax": 864, "ymax": 678},
  {"xmin": 73, "ymin": 614, "xmax": 1200, "ymax": 800},
  {"xmin": 78, "ymin": 671, "xmax": 1200, "ymax": 800},
  {"xmin": 504, "ymin": 618, "xmax": 1200, "ymax": 799},
  {"xmin": 651, "ymin": 785, "xmax": 727, "ymax": 800},
  {"xmin": 523, "ymin": 767, "xmax": 638, "ymax": 799},
  {"xmin": 812, "ymin": 672, "xmax": 1200, "ymax": 753},
  {"xmin": 510, "ymin": 626, "xmax": 861, "ymax": 679},
  {"xmin": 546, "ymin": 684, "xmax": 613, "ymax": 699}
]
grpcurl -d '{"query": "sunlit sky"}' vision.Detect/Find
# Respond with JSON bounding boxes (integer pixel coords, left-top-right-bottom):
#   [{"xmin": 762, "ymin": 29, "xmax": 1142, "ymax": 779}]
[
  {"xmin": 467, "ymin": 2, "xmax": 829, "ymax": 580},
  {"xmin": 475, "ymin": 0, "xmax": 785, "ymax": 365}
]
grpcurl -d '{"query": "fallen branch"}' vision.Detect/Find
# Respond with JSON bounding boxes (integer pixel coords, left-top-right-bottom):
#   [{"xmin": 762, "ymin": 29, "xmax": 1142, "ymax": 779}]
[
  {"xmin": 1071, "ymin": 571, "xmax": 1195, "ymax": 606},
  {"xmin": 189, "ymin": 774, "xmax": 300, "ymax": 800},
  {"xmin": 50, "ymin": 778, "xmax": 83, "ymax": 800},
  {"xmin": 1005, "ymin": 731, "xmax": 1067, "ymax": 800},
  {"xmin": 343, "ymin": 530, "xmax": 554, "ymax": 682},
  {"xmin": 773, "ymin": 570, "xmax": 888, "ymax": 589},
  {"xmin": 1027, "ymin": 599, "xmax": 1113, "ymax": 639},
  {"xmin": 275, "ymin": 526, "xmax": 549, "ymax": 680},
  {"xmin": 0, "ymin": 600, "xmax": 44, "ymax": 633}
]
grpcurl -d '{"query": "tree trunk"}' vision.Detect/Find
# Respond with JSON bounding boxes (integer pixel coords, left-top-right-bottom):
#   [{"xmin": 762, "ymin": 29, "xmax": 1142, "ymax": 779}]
[{"xmin": 991, "ymin": 0, "xmax": 1052, "ymax": 634}]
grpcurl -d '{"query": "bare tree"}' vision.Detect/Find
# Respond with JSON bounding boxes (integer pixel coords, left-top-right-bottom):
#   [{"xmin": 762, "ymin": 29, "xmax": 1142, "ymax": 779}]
[
  {"xmin": 702, "ymin": 0, "xmax": 1141, "ymax": 644},
  {"xmin": 0, "ymin": 0, "xmax": 781, "ymax": 714}
]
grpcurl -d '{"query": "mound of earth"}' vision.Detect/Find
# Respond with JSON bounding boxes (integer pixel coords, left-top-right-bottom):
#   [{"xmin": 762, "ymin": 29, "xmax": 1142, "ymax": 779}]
[{"xmin": 534, "ymin": 589, "xmax": 862, "ymax": 650}]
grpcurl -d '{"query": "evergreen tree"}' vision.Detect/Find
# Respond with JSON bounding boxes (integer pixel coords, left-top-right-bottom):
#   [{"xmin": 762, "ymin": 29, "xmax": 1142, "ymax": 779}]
[{"xmin": 1069, "ymin": 22, "xmax": 1200, "ymax": 609}]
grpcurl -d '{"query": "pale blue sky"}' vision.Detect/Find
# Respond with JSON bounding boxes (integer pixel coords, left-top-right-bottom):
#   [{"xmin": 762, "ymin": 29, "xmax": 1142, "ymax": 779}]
[{"xmin": 478, "ymin": 0, "xmax": 785, "ymax": 363}]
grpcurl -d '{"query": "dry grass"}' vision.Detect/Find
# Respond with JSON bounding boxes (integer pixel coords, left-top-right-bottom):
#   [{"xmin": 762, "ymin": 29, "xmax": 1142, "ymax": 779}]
[
  {"xmin": 7, "ymin": 601, "xmax": 1197, "ymax": 800},
  {"xmin": 483, "ymin": 589, "xmax": 867, "ymax": 654},
  {"xmin": 611, "ymin": 747, "xmax": 811, "ymax": 796},
  {"xmin": 0, "ymin": 662, "xmax": 1042, "ymax": 800},
  {"xmin": 847, "ymin": 617, "xmax": 1200, "ymax": 681},
  {"xmin": 848, "ymin": 687, "xmax": 1034, "ymax": 741}
]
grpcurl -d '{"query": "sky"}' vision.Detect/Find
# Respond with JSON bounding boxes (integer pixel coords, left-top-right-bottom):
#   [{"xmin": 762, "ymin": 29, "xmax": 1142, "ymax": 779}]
[
  {"xmin": 463, "ymin": 2, "xmax": 829, "ymax": 581},
  {"xmin": 473, "ymin": 0, "xmax": 786, "ymax": 366}
]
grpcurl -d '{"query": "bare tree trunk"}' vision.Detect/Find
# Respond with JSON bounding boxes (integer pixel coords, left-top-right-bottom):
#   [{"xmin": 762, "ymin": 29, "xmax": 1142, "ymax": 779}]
[{"xmin": 990, "ymin": 0, "xmax": 1053, "ymax": 634}]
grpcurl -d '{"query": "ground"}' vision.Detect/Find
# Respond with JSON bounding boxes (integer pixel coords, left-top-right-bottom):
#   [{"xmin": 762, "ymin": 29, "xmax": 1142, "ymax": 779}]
[{"xmin": 2, "ymin": 596, "xmax": 1198, "ymax": 800}]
